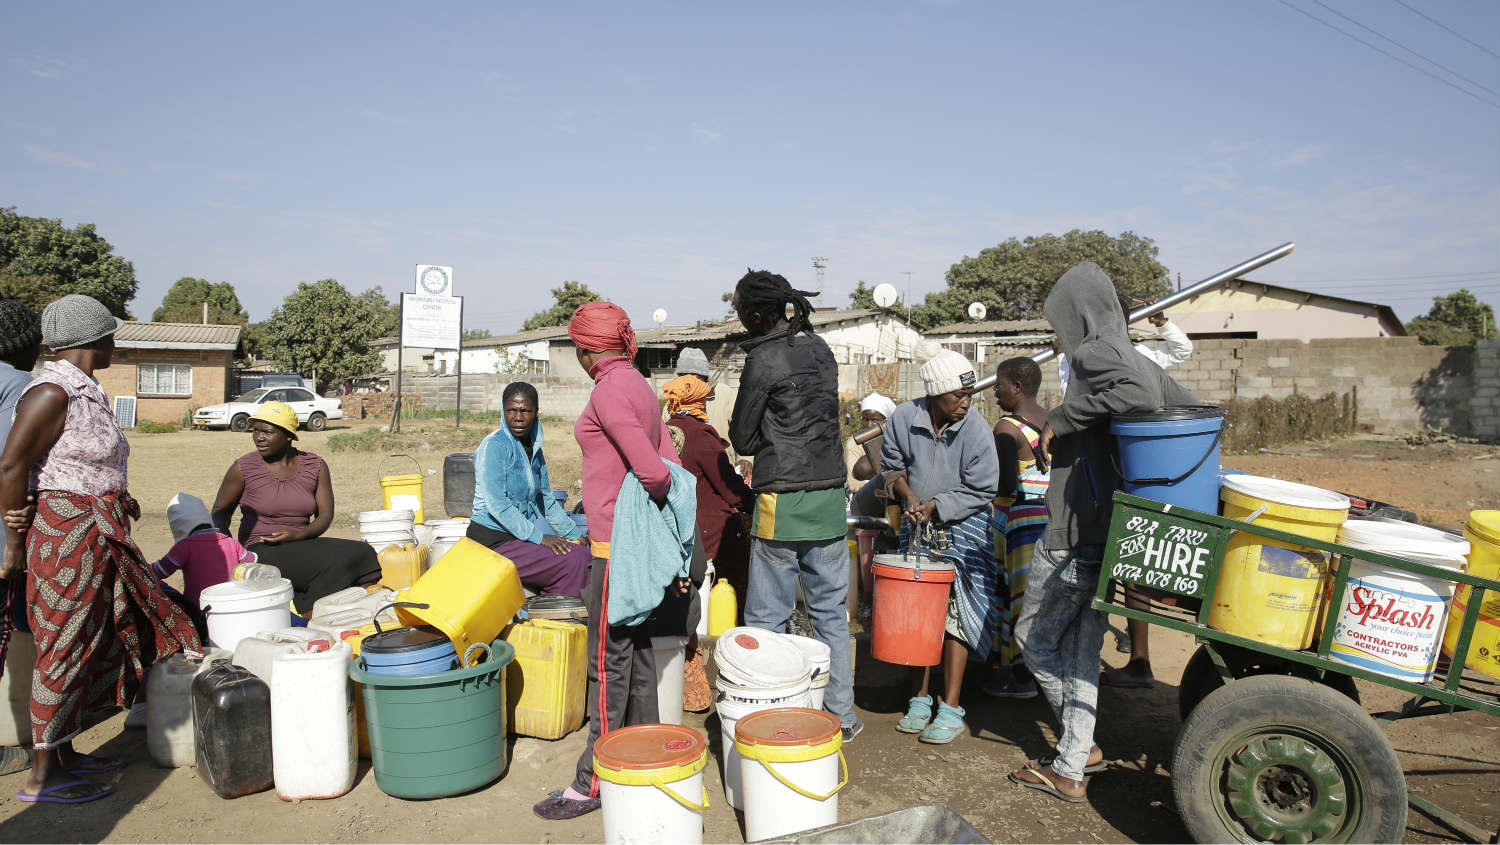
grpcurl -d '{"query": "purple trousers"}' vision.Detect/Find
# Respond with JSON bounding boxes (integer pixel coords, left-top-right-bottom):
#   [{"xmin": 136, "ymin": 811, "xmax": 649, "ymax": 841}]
[{"xmin": 492, "ymin": 538, "xmax": 591, "ymax": 597}]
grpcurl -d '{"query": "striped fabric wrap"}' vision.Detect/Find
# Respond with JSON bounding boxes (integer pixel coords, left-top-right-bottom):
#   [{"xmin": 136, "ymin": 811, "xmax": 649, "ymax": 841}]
[{"xmin": 991, "ymin": 501, "xmax": 1048, "ymax": 665}]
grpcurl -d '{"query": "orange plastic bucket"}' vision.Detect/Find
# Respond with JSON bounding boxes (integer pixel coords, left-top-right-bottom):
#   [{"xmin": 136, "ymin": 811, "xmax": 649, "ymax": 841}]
[{"xmin": 870, "ymin": 554, "xmax": 954, "ymax": 666}]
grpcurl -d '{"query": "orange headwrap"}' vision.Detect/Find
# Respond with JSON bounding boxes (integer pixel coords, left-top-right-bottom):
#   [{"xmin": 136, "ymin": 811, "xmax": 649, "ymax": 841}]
[
  {"xmin": 662, "ymin": 374, "xmax": 711, "ymax": 421},
  {"xmin": 568, "ymin": 301, "xmax": 637, "ymax": 360}
]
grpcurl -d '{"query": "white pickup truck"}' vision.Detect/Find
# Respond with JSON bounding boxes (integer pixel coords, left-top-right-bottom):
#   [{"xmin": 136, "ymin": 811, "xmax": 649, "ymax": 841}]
[{"xmin": 194, "ymin": 386, "xmax": 345, "ymax": 432}]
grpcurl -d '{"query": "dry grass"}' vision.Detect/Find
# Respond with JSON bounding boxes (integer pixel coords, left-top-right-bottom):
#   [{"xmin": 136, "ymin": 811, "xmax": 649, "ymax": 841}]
[{"xmin": 123, "ymin": 417, "xmax": 582, "ymax": 563}]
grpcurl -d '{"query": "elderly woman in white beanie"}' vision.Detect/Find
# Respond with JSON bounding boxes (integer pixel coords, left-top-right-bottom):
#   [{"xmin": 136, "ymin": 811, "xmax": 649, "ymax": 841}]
[
  {"xmin": 879, "ymin": 349, "xmax": 999, "ymax": 744},
  {"xmin": 0, "ymin": 294, "xmax": 201, "ymax": 804}
]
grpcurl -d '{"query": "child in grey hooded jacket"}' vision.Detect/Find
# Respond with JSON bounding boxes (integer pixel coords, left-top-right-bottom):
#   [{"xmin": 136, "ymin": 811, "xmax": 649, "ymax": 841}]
[{"xmin": 1010, "ymin": 262, "xmax": 1196, "ymax": 801}]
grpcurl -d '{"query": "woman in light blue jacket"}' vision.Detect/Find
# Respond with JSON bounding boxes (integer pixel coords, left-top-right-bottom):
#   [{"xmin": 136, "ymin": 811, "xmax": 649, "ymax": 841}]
[{"xmin": 465, "ymin": 381, "xmax": 589, "ymax": 595}]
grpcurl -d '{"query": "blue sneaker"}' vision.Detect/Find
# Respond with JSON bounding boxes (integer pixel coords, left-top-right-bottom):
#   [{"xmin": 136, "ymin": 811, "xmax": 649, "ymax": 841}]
[{"xmin": 918, "ymin": 701, "xmax": 965, "ymax": 745}]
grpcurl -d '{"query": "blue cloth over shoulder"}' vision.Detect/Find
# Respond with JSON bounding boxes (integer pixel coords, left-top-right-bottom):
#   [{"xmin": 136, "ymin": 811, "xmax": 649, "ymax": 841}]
[{"xmin": 607, "ymin": 459, "xmax": 698, "ymax": 626}]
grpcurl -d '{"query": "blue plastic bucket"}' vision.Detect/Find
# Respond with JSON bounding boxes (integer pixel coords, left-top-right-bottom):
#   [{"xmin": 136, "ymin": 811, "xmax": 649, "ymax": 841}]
[
  {"xmin": 1111, "ymin": 406, "xmax": 1224, "ymax": 514},
  {"xmin": 360, "ymin": 603, "xmax": 458, "ymax": 676},
  {"xmin": 570, "ymin": 513, "xmax": 588, "ymax": 533}
]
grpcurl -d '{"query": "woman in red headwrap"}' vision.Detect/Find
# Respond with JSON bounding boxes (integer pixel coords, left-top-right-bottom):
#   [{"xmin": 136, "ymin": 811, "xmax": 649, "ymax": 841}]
[
  {"xmin": 533, "ymin": 301, "xmax": 687, "ymax": 821},
  {"xmin": 661, "ymin": 374, "xmax": 751, "ymax": 597}
]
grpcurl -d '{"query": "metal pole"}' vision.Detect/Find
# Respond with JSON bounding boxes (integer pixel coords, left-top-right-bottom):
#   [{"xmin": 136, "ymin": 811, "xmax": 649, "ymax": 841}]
[
  {"xmin": 455, "ymin": 296, "xmax": 463, "ymax": 429},
  {"xmin": 852, "ymin": 241, "xmax": 1296, "ymax": 444},
  {"xmin": 393, "ymin": 294, "xmax": 404, "ymax": 433}
]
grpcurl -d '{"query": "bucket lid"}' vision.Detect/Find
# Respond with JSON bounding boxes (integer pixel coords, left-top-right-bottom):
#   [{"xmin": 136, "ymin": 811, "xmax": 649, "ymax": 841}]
[
  {"xmin": 359, "ymin": 509, "xmax": 415, "ymax": 522},
  {"xmin": 593, "ymin": 723, "xmax": 706, "ymax": 770},
  {"xmin": 1220, "ymin": 474, "xmax": 1350, "ymax": 511},
  {"xmin": 1338, "ymin": 518, "xmax": 1470, "ymax": 560},
  {"xmin": 1468, "ymin": 510, "xmax": 1500, "ymax": 547},
  {"xmin": 734, "ymin": 707, "xmax": 840, "ymax": 747},
  {"xmin": 782, "ymin": 634, "xmax": 831, "ymax": 667},
  {"xmin": 198, "ymin": 577, "xmax": 293, "ymax": 609},
  {"xmin": 525, "ymin": 595, "xmax": 588, "ymax": 620},
  {"xmin": 871, "ymin": 553, "xmax": 956, "ymax": 573},
  {"xmin": 361, "ymin": 624, "xmax": 449, "ymax": 655},
  {"xmin": 1114, "ymin": 404, "xmax": 1224, "ymax": 422},
  {"xmin": 715, "ymin": 627, "xmax": 810, "ymax": 686}
]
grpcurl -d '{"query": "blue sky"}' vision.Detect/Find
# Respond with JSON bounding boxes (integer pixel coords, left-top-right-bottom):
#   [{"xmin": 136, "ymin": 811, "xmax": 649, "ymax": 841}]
[{"xmin": 5, "ymin": 1, "xmax": 1497, "ymax": 331}]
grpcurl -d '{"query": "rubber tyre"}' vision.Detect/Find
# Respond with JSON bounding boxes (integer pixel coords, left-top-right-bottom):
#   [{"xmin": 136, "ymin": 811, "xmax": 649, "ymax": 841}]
[
  {"xmin": 1178, "ymin": 645, "xmax": 1360, "ymax": 723},
  {"xmin": 1173, "ymin": 674, "xmax": 1406, "ymax": 843},
  {"xmin": 306, "ymin": 412, "xmax": 327, "ymax": 432},
  {"xmin": 229, "ymin": 414, "xmax": 249, "ymax": 433}
]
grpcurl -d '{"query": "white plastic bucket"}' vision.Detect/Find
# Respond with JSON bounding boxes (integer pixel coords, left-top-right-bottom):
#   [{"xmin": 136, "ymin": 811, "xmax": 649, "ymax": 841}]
[
  {"xmin": 200, "ymin": 578, "xmax": 295, "ymax": 651},
  {"xmin": 1331, "ymin": 520, "xmax": 1470, "ymax": 681},
  {"xmin": 716, "ymin": 674, "xmax": 812, "ymax": 707},
  {"xmin": 358, "ymin": 508, "xmax": 415, "ymax": 524},
  {"xmin": 713, "ymin": 691, "xmax": 810, "ymax": 811},
  {"xmin": 651, "ymin": 635, "xmax": 688, "ymax": 725},
  {"xmin": 783, "ymin": 635, "xmax": 831, "ymax": 710},
  {"xmin": 272, "ymin": 639, "xmax": 356, "ymax": 800},
  {"xmin": 735, "ymin": 708, "xmax": 845, "ymax": 841},
  {"xmin": 594, "ymin": 725, "xmax": 707, "ymax": 845}
]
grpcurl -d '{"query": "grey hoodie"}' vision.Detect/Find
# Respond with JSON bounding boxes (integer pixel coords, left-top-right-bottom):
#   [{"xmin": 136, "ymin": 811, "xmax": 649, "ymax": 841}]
[{"xmin": 1043, "ymin": 262, "xmax": 1197, "ymax": 549}]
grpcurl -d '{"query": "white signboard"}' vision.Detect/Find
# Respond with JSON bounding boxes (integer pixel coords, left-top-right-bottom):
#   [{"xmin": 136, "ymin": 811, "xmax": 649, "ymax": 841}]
[
  {"xmin": 415, "ymin": 264, "xmax": 453, "ymax": 297},
  {"xmin": 401, "ymin": 293, "xmax": 462, "ymax": 349}
]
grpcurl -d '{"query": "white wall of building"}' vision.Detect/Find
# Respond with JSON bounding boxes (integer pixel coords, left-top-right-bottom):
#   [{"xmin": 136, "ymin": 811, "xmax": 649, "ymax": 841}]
[
  {"xmin": 819, "ymin": 317, "xmax": 926, "ymax": 364},
  {"xmin": 432, "ymin": 339, "xmax": 552, "ymax": 375}
]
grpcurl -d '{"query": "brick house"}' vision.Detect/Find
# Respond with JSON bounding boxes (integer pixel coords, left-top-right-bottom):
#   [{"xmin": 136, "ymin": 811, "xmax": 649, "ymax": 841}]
[{"xmin": 91, "ymin": 322, "xmax": 242, "ymax": 425}]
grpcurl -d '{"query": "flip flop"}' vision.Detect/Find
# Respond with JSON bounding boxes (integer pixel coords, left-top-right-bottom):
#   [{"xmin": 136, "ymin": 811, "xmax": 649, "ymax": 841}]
[
  {"xmin": 64, "ymin": 754, "xmax": 124, "ymax": 776},
  {"xmin": 1038, "ymin": 750, "xmax": 1108, "ymax": 774},
  {"xmin": 0, "ymin": 746, "xmax": 31, "ymax": 777},
  {"xmin": 1008, "ymin": 764, "xmax": 1086, "ymax": 804},
  {"xmin": 16, "ymin": 778, "xmax": 116, "ymax": 805}
]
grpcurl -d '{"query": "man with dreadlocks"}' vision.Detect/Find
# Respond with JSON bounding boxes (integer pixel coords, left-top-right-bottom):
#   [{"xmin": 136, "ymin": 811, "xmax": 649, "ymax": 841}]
[{"xmin": 729, "ymin": 270, "xmax": 863, "ymax": 742}]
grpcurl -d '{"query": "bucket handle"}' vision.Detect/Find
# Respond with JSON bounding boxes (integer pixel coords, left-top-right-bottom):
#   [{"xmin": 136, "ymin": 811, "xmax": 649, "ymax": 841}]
[
  {"xmin": 371, "ymin": 601, "xmax": 430, "ymax": 634},
  {"xmin": 653, "ymin": 780, "xmax": 710, "ymax": 812},
  {"xmin": 380, "ymin": 453, "xmax": 422, "ymax": 479},
  {"xmin": 1226, "ymin": 504, "xmax": 1269, "ymax": 540},
  {"xmin": 462, "ymin": 641, "xmax": 492, "ymax": 667},
  {"xmin": 1111, "ymin": 427, "xmax": 1222, "ymax": 487},
  {"xmin": 750, "ymin": 749, "xmax": 848, "ymax": 802}
]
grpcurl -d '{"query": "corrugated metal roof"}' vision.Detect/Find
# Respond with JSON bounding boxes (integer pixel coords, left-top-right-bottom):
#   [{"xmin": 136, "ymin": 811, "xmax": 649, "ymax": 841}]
[
  {"xmin": 925, "ymin": 318, "xmax": 1051, "ymax": 336},
  {"xmin": 114, "ymin": 321, "xmax": 242, "ymax": 349}
]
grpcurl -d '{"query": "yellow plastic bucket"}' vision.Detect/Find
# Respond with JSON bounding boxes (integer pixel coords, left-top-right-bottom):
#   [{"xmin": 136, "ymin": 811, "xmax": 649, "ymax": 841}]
[
  {"xmin": 379, "ymin": 454, "xmax": 425, "ymax": 524},
  {"xmin": 503, "ymin": 619, "xmax": 587, "ymax": 739},
  {"xmin": 593, "ymin": 725, "xmax": 709, "ymax": 844},
  {"xmin": 395, "ymin": 538, "xmax": 524, "ymax": 659},
  {"xmin": 1442, "ymin": 510, "xmax": 1500, "ymax": 679},
  {"xmin": 1207, "ymin": 475, "xmax": 1349, "ymax": 650},
  {"xmin": 734, "ymin": 708, "xmax": 846, "ymax": 841}
]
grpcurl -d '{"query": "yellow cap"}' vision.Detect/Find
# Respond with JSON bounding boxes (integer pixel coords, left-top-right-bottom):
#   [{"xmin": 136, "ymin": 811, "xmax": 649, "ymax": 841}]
[{"xmin": 248, "ymin": 401, "xmax": 299, "ymax": 439}]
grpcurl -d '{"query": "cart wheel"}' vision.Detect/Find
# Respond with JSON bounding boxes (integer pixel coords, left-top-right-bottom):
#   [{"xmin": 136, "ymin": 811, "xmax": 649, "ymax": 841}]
[
  {"xmin": 1178, "ymin": 645, "xmax": 1360, "ymax": 722},
  {"xmin": 1173, "ymin": 674, "xmax": 1406, "ymax": 843}
]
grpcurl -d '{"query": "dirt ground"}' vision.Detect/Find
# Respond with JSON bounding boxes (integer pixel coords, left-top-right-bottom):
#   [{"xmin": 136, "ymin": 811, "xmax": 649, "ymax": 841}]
[{"xmin": 0, "ymin": 426, "xmax": 1494, "ymax": 843}]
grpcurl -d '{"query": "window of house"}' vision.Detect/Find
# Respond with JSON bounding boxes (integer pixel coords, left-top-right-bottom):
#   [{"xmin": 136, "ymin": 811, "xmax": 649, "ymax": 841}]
[{"xmin": 137, "ymin": 363, "xmax": 193, "ymax": 396}]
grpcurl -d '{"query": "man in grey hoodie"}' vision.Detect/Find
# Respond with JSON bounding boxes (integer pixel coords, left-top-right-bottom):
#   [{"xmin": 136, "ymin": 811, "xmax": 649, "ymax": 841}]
[{"xmin": 1009, "ymin": 262, "xmax": 1196, "ymax": 802}]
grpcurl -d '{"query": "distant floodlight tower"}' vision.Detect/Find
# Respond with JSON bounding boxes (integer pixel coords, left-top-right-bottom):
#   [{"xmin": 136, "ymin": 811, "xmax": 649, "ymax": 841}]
[{"xmin": 811, "ymin": 256, "xmax": 827, "ymax": 305}]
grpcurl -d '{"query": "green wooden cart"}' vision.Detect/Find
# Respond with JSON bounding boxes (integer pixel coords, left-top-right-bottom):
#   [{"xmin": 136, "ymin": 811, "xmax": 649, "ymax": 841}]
[{"xmin": 1096, "ymin": 492, "xmax": 1499, "ymax": 844}]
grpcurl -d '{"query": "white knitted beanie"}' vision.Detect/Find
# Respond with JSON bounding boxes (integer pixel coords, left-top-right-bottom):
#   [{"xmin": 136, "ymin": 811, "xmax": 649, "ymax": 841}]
[{"xmin": 920, "ymin": 350, "xmax": 976, "ymax": 397}]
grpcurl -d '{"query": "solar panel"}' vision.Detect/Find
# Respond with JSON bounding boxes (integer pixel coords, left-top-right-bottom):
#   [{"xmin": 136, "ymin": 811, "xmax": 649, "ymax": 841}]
[{"xmin": 112, "ymin": 395, "xmax": 137, "ymax": 428}]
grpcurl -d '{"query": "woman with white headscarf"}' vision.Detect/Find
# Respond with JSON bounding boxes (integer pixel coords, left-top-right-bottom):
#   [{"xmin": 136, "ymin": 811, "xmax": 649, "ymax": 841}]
[{"xmin": 844, "ymin": 391, "xmax": 896, "ymax": 492}]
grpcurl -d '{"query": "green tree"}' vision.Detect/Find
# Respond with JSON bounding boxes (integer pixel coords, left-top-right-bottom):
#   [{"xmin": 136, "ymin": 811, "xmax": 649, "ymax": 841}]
[
  {"xmin": 262, "ymin": 279, "xmax": 385, "ymax": 392},
  {"xmin": 911, "ymin": 229, "xmax": 1170, "ymax": 328},
  {"xmin": 240, "ymin": 320, "xmax": 268, "ymax": 362},
  {"xmin": 358, "ymin": 286, "xmax": 401, "ymax": 338},
  {"xmin": 0, "ymin": 206, "xmax": 138, "ymax": 317},
  {"xmin": 522, "ymin": 280, "xmax": 601, "ymax": 330},
  {"xmin": 1405, "ymin": 289, "xmax": 1497, "ymax": 346},
  {"xmin": 463, "ymin": 327, "xmax": 492, "ymax": 341},
  {"xmin": 152, "ymin": 277, "xmax": 249, "ymax": 324}
]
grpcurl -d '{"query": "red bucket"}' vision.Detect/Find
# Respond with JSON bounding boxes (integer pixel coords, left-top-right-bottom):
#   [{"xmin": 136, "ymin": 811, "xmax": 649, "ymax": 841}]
[{"xmin": 870, "ymin": 554, "xmax": 955, "ymax": 666}]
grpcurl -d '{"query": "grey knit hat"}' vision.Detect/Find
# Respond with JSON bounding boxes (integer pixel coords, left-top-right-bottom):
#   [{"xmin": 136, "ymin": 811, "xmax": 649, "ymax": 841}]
[
  {"xmin": 41, "ymin": 294, "xmax": 123, "ymax": 351},
  {"xmin": 676, "ymin": 347, "xmax": 710, "ymax": 378},
  {"xmin": 0, "ymin": 299, "xmax": 42, "ymax": 359}
]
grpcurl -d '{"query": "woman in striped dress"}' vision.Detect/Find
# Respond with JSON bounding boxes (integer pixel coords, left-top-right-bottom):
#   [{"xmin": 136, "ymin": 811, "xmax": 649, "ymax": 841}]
[{"xmin": 985, "ymin": 357, "xmax": 1050, "ymax": 700}]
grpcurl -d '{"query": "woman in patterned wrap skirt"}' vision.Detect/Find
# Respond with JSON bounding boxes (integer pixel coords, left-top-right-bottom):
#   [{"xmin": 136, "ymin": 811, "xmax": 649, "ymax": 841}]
[{"xmin": 0, "ymin": 295, "xmax": 200, "ymax": 805}]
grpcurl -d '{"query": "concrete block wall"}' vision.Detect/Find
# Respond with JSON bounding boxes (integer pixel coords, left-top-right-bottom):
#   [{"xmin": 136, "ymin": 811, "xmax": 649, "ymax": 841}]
[{"xmin": 1471, "ymin": 340, "xmax": 1500, "ymax": 441}]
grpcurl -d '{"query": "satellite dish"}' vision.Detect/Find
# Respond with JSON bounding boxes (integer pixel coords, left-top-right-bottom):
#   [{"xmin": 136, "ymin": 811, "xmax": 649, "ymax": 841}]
[
  {"xmin": 872, "ymin": 283, "xmax": 899, "ymax": 308},
  {"xmin": 651, "ymin": 308, "xmax": 667, "ymax": 325},
  {"xmin": 967, "ymin": 302, "xmax": 987, "ymax": 321}
]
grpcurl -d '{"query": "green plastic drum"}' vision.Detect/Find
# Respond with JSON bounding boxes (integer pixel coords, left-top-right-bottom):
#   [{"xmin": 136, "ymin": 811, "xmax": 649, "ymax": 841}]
[{"xmin": 349, "ymin": 639, "xmax": 514, "ymax": 799}]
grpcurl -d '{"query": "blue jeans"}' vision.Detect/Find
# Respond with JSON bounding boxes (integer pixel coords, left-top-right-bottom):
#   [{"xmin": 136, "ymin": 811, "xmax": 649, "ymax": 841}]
[
  {"xmin": 1014, "ymin": 541, "xmax": 1106, "ymax": 781},
  {"xmin": 744, "ymin": 537, "xmax": 857, "ymax": 728}
]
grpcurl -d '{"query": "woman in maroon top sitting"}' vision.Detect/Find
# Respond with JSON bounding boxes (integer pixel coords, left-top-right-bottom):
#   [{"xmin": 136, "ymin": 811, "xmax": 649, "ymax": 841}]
[{"xmin": 210, "ymin": 401, "xmax": 380, "ymax": 614}]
